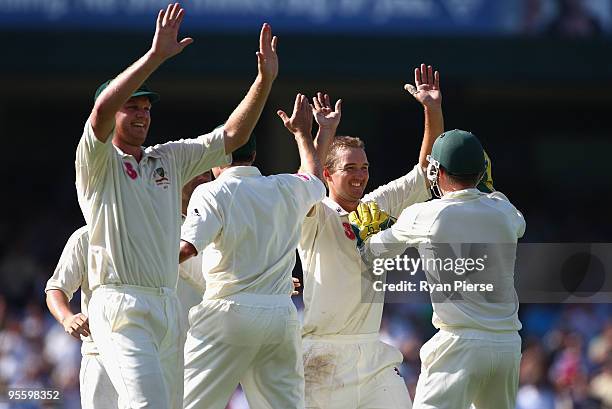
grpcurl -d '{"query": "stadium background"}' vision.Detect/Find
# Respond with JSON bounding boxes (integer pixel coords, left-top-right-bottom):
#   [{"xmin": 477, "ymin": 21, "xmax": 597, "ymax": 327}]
[{"xmin": 0, "ymin": 0, "xmax": 611, "ymax": 408}]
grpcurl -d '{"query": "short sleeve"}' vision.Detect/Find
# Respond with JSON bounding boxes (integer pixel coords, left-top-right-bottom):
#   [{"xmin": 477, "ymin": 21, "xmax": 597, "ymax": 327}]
[
  {"xmin": 363, "ymin": 164, "xmax": 431, "ymax": 217},
  {"xmin": 367, "ymin": 204, "xmax": 428, "ymax": 258},
  {"xmin": 75, "ymin": 120, "xmax": 113, "ymax": 204},
  {"xmin": 45, "ymin": 227, "xmax": 89, "ymax": 301},
  {"xmin": 299, "ymin": 201, "xmax": 325, "ymax": 253},
  {"xmin": 278, "ymin": 173, "xmax": 326, "ymax": 216},
  {"xmin": 156, "ymin": 127, "xmax": 232, "ymax": 184},
  {"xmin": 516, "ymin": 212, "xmax": 526, "ymax": 239},
  {"xmin": 181, "ymin": 185, "xmax": 224, "ymax": 253},
  {"xmin": 489, "ymin": 192, "xmax": 526, "ymax": 239}
]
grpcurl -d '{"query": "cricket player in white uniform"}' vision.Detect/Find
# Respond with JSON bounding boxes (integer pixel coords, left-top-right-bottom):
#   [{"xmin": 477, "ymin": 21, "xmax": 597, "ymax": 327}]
[
  {"xmin": 358, "ymin": 130, "xmax": 526, "ymax": 409},
  {"xmin": 45, "ymin": 171, "xmax": 215, "ymax": 409},
  {"xmin": 294, "ymin": 65, "xmax": 443, "ymax": 409},
  {"xmin": 179, "ymin": 94, "xmax": 326, "ymax": 409},
  {"xmin": 46, "ymin": 226, "xmax": 118, "ymax": 409},
  {"xmin": 177, "ymin": 171, "xmax": 213, "ymax": 312},
  {"xmin": 75, "ymin": 3, "xmax": 279, "ymax": 407}
]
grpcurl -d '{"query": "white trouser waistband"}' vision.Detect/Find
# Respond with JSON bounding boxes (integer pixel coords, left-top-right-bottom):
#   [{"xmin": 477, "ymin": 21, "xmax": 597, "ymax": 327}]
[
  {"xmin": 204, "ymin": 292, "xmax": 292, "ymax": 307},
  {"xmin": 303, "ymin": 333, "xmax": 379, "ymax": 344},
  {"xmin": 94, "ymin": 284, "xmax": 176, "ymax": 297},
  {"xmin": 438, "ymin": 327, "xmax": 520, "ymax": 342}
]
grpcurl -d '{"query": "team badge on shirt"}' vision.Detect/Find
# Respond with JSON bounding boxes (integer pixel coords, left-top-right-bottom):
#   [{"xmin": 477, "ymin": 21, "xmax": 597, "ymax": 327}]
[
  {"xmin": 154, "ymin": 167, "xmax": 170, "ymax": 189},
  {"xmin": 123, "ymin": 162, "xmax": 138, "ymax": 180},
  {"xmin": 342, "ymin": 222, "xmax": 356, "ymax": 240}
]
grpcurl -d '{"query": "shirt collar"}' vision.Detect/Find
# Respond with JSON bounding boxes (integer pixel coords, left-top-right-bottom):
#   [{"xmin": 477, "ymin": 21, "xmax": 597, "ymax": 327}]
[
  {"xmin": 216, "ymin": 166, "xmax": 262, "ymax": 182},
  {"xmin": 442, "ymin": 188, "xmax": 483, "ymax": 200},
  {"xmin": 143, "ymin": 147, "xmax": 162, "ymax": 159},
  {"xmin": 322, "ymin": 197, "xmax": 349, "ymax": 216},
  {"xmin": 113, "ymin": 145, "xmax": 161, "ymax": 160}
]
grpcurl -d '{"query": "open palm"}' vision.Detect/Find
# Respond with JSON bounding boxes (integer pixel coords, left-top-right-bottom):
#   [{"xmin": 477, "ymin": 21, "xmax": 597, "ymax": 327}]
[
  {"xmin": 277, "ymin": 93, "xmax": 313, "ymax": 135},
  {"xmin": 405, "ymin": 63, "xmax": 441, "ymax": 109},
  {"xmin": 150, "ymin": 3, "xmax": 193, "ymax": 61},
  {"xmin": 312, "ymin": 92, "xmax": 342, "ymax": 130},
  {"xmin": 257, "ymin": 23, "xmax": 278, "ymax": 83}
]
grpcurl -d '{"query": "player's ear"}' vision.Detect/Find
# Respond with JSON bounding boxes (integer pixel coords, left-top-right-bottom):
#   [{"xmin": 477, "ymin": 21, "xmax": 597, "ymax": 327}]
[
  {"xmin": 435, "ymin": 166, "xmax": 446, "ymax": 187},
  {"xmin": 323, "ymin": 167, "xmax": 332, "ymax": 183}
]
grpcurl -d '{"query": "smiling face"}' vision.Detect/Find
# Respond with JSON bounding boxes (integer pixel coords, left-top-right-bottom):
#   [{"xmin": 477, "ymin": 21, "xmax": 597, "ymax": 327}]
[
  {"xmin": 324, "ymin": 146, "xmax": 369, "ymax": 212},
  {"xmin": 113, "ymin": 96, "xmax": 152, "ymax": 148}
]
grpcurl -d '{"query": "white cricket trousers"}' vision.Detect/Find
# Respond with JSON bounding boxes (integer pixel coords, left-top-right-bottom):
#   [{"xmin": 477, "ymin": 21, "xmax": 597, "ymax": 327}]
[
  {"xmin": 183, "ymin": 293, "xmax": 304, "ymax": 409},
  {"xmin": 412, "ymin": 328, "xmax": 521, "ymax": 409},
  {"xmin": 302, "ymin": 333, "xmax": 412, "ymax": 409},
  {"xmin": 89, "ymin": 285, "xmax": 184, "ymax": 409},
  {"xmin": 80, "ymin": 354, "xmax": 118, "ymax": 409}
]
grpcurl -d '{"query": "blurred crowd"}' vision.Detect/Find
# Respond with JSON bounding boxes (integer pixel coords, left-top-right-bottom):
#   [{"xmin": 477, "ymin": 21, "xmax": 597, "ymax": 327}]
[
  {"xmin": 380, "ymin": 303, "xmax": 612, "ymax": 409},
  {"xmin": 0, "ymin": 288, "xmax": 610, "ymax": 409},
  {"xmin": 0, "ymin": 1, "xmax": 610, "ymax": 407},
  {"xmin": 521, "ymin": 0, "xmax": 610, "ymax": 37}
]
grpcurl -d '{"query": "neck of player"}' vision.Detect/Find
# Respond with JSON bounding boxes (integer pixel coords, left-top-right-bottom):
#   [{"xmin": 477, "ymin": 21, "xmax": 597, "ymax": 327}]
[
  {"xmin": 113, "ymin": 136, "xmax": 143, "ymax": 162},
  {"xmin": 330, "ymin": 192, "xmax": 360, "ymax": 213}
]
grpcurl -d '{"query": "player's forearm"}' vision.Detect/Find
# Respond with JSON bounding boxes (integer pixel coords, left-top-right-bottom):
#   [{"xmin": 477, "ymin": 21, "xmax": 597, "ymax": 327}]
[
  {"xmin": 224, "ymin": 75, "xmax": 274, "ymax": 154},
  {"xmin": 46, "ymin": 290, "xmax": 75, "ymax": 325},
  {"xmin": 314, "ymin": 126, "xmax": 336, "ymax": 170},
  {"xmin": 90, "ymin": 51, "xmax": 165, "ymax": 142},
  {"xmin": 418, "ymin": 106, "xmax": 444, "ymax": 170},
  {"xmin": 179, "ymin": 240, "xmax": 198, "ymax": 263},
  {"xmin": 295, "ymin": 131, "xmax": 322, "ymax": 180}
]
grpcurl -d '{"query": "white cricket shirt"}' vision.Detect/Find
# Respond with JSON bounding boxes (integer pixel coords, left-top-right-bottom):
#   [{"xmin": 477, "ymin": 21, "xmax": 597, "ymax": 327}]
[
  {"xmin": 75, "ymin": 121, "xmax": 230, "ymax": 289},
  {"xmin": 179, "ymin": 216, "xmax": 206, "ymax": 295},
  {"xmin": 45, "ymin": 226, "xmax": 98, "ymax": 355},
  {"xmin": 368, "ymin": 188, "xmax": 526, "ymax": 332},
  {"xmin": 299, "ymin": 164, "xmax": 430, "ymax": 336},
  {"xmin": 181, "ymin": 166, "xmax": 326, "ymax": 299}
]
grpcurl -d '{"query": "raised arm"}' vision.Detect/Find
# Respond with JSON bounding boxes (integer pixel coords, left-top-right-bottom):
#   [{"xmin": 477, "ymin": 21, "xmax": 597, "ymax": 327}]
[
  {"xmin": 90, "ymin": 3, "xmax": 193, "ymax": 142},
  {"xmin": 405, "ymin": 64, "xmax": 444, "ymax": 171},
  {"xmin": 223, "ymin": 23, "xmax": 279, "ymax": 154},
  {"xmin": 278, "ymin": 94, "xmax": 321, "ymax": 180},
  {"xmin": 312, "ymin": 92, "xmax": 342, "ymax": 169}
]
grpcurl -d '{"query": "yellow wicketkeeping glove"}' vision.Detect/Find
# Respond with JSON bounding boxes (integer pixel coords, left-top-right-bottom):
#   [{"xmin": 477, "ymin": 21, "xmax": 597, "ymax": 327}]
[
  {"xmin": 477, "ymin": 150, "xmax": 495, "ymax": 193},
  {"xmin": 349, "ymin": 201, "xmax": 396, "ymax": 248}
]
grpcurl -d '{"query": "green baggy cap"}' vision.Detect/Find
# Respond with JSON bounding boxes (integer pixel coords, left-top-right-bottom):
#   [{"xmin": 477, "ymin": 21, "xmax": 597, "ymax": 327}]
[
  {"xmin": 94, "ymin": 80, "xmax": 160, "ymax": 103},
  {"xmin": 431, "ymin": 129, "xmax": 486, "ymax": 175},
  {"xmin": 234, "ymin": 133, "xmax": 257, "ymax": 158}
]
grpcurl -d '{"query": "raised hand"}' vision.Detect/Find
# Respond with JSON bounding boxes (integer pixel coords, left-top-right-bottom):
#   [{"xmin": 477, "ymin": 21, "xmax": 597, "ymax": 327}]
[
  {"xmin": 257, "ymin": 23, "xmax": 278, "ymax": 83},
  {"xmin": 404, "ymin": 63, "xmax": 441, "ymax": 110},
  {"xmin": 277, "ymin": 93, "xmax": 313, "ymax": 136},
  {"xmin": 150, "ymin": 3, "xmax": 194, "ymax": 62},
  {"xmin": 348, "ymin": 202, "xmax": 396, "ymax": 248},
  {"xmin": 312, "ymin": 92, "xmax": 342, "ymax": 131}
]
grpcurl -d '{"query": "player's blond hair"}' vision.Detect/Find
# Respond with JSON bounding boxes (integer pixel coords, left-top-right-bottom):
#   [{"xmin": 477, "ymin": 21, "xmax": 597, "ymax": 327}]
[{"xmin": 324, "ymin": 136, "xmax": 366, "ymax": 171}]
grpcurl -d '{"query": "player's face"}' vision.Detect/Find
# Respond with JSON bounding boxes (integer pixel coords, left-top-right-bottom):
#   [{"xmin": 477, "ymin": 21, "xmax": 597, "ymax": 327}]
[
  {"xmin": 326, "ymin": 147, "xmax": 369, "ymax": 204},
  {"xmin": 114, "ymin": 96, "xmax": 152, "ymax": 147}
]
